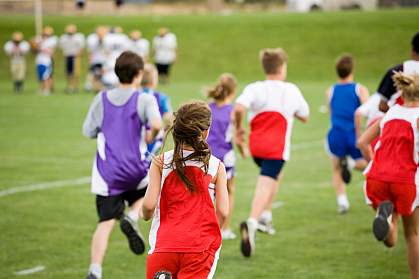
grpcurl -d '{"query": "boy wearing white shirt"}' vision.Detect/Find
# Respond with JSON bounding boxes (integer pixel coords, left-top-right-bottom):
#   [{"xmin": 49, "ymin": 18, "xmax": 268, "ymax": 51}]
[
  {"xmin": 152, "ymin": 27, "xmax": 177, "ymax": 84},
  {"xmin": 130, "ymin": 30, "xmax": 150, "ymax": 61},
  {"xmin": 234, "ymin": 48, "xmax": 310, "ymax": 258}
]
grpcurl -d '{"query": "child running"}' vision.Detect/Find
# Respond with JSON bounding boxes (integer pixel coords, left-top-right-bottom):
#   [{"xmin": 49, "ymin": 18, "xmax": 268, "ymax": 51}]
[
  {"xmin": 141, "ymin": 63, "xmax": 173, "ymax": 158},
  {"xmin": 142, "ymin": 101, "xmax": 229, "ymax": 279},
  {"xmin": 206, "ymin": 73, "xmax": 237, "ymax": 240},
  {"xmin": 325, "ymin": 54, "xmax": 369, "ymax": 214},
  {"xmin": 234, "ymin": 48, "xmax": 310, "ymax": 257},
  {"xmin": 82, "ymin": 51, "xmax": 162, "ymax": 279},
  {"xmin": 358, "ymin": 72, "xmax": 419, "ymax": 279}
]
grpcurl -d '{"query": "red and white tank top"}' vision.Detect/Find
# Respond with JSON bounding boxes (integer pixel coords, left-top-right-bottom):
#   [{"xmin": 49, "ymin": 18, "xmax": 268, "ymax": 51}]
[
  {"xmin": 148, "ymin": 150, "xmax": 222, "ymax": 255},
  {"xmin": 366, "ymin": 105, "xmax": 419, "ymax": 185}
]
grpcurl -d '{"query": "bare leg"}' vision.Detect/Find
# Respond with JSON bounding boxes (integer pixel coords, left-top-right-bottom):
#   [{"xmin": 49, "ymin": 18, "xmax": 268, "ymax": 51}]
[
  {"xmin": 402, "ymin": 208, "xmax": 419, "ymax": 279},
  {"xmin": 384, "ymin": 213, "xmax": 399, "ymax": 248},
  {"xmin": 90, "ymin": 219, "xmax": 116, "ymax": 265},
  {"xmin": 128, "ymin": 198, "xmax": 144, "ymax": 220},
  {"xmin": 265, "ymin": 172, "xmax": 283, "ymax": 212},
  {"xmin": 331, "ymin": 157, "xmax": 349, "ymax": 213},
  {"xmin": 249, "ymin": 175, "xmax": 278, "ymax": 220},
  {"xmin": 222, "ymin": 177, "xmax": 235, "ymax": 231},
  {"xmin": 354, "ymin": 158, "xmax": 368, "ymax": 171}
]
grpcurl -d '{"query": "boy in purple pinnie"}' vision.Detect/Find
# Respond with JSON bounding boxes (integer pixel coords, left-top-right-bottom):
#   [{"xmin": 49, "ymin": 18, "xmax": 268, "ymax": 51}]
[
  {"xmin": 82, "ymin": 51, "xmax": 162, "ymax": 279},
  {"xmin": 206, "ymin": 73, "xmax": 238, "ymax": 240}
]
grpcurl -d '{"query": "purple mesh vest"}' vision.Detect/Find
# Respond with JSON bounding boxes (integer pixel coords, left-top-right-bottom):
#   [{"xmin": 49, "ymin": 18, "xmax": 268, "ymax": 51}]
[
  {"xmin": 96, "ymin": 91, "xmax": 148, "ymax": 196},
  {"xmin": 207, "ymin": 102, "xmax": 234, "ymax": 162}
]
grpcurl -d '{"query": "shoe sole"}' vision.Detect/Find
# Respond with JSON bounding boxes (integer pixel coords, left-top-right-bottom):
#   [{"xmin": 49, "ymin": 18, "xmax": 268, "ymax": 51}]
[
  {"xmin": 372, "ymin": 201, "xmax": 393, "ymax": 241},
  {"xmin": 120, "ymin": 218, "xmax": 145, "ymax": 255},
  {"xmin": 240, "ymin": 222, "xmax": 252, "ymax": 257},
  {"xmin": 339, "ymin": 158, "xmax": 351, "ymax": 184}
]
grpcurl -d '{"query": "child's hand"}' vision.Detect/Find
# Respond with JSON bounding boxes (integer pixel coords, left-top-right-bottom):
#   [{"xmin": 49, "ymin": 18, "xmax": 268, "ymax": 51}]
[{"xmin": 237, "ymin": 142, "xmax": 248, "ymax": 159}]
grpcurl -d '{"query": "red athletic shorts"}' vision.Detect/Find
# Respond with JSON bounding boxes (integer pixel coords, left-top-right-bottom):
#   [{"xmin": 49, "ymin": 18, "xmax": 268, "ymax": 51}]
[
  {"xmin": 146, "ymin": 251, "xmax": 217, "ymax": 279},
  {"xmin": 365, "ymin": 178, "xmax": 417, "ymax": 216}
]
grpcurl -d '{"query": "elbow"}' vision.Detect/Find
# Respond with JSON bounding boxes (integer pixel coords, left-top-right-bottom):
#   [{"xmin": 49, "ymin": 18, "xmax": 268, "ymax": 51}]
[
  {"xmin": 142, "ymin": 203, "xmax": 155, "ymax": 221},
  {"xmin": 218, "ymin": 205, "xmax": 229, "ymax": 221}
]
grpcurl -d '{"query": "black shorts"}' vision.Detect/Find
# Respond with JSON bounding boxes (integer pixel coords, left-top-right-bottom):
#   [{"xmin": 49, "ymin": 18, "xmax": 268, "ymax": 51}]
[
  {"xmin": 155, "ymin": 63, "xmax": 171, "ymax": 75},
  {"xmin": 90, "ymin": 63, "xmax": 103, "ymax": 77},
  {"xmin": 66, "ymin": 56, "xmax": 75, "ymax": 76},
  {"xmin": 96, "ymin": 188, "xmax": 147, "ymax": 222},
  {"xmin": 253, "ymin": 157, "xmax": 285, "ymax": 180}
]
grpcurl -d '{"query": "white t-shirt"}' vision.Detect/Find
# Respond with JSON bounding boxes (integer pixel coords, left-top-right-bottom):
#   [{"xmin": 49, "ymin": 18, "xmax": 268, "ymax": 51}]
[
  {"xmin": 4, "ymin": 40, "xmax": 30, "ymax": 63},
  {"xmin": 104, "ymin": 32, "xmax": 130, "ymax": 56},
  {"xmin": 356, "ymin": 93, "xmax": 385, "ymax": 126},
  {"xmin": 130, "ymin": 38, "xmax": 150, "ymax": 59},
  {"xmin": 153, "ymin": 33, "xmax": 177, "ymax": 64},
  {"xmin": 35, "ymin": 36, "xmax": 58, "ymax": 66},
  {"xmin": 59, "ymin": 33, "xmax": 85, "ymax": 56},
  {"xmin": 236, "ymin": 80, "xmax": 309, "ymax": 160}
]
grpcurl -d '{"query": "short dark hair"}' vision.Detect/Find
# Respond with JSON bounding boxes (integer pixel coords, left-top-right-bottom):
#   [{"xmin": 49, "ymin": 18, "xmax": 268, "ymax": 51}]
[
  {"xmin": 336, "ymin": 54, "xmax": 354, "ymax": 79},
  {"xmin": 115, "ymin": 51, "xmax": 144, "ymax": 84},
  {"xmin": 412, "ymin": 32, "xmax": 419, "ymax": 54}
]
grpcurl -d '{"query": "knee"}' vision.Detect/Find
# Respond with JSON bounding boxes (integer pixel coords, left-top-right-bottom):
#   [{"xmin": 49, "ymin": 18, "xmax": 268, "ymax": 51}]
[
  {"xmin": 227, "ymin": 183, "xmax": 235, "ymax": 195},
  {"xmin": 403, "ymin": 227, "xmax": 419, "ymax": 243}
]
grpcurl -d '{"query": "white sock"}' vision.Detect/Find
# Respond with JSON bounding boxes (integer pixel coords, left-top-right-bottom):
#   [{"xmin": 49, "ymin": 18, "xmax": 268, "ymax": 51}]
[
  {"xmin": 260, "ymin": 210, "xmax": 272, "ymax": 223},
  {"xmin": 89, "ymin": 264, "xmax": 102, "ymax": 278},
  {"xmin": 337, "ymin": 194, "xmax": 349, "ymax": 208},
  {"xmin": 348, "ymin": 157, "xmax": 356, "ymax": 170},
  {"xmin": 127, "ymin": 209, "xmax": 139, "ymax": 222},
  {"xmin": 247, "ymin": 218, "xmax": 258, "ymax": 230}
]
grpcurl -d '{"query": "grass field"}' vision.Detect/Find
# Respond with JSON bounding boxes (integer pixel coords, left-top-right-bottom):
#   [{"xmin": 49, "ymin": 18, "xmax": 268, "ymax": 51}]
[{"xmin": 1, "ymin": 8, "xmax": 419, "ymax": 279}]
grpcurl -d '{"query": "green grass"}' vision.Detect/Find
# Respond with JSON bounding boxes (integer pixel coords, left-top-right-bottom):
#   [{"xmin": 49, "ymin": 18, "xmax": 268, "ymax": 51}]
[{"xmin": 1, "ymin": 9, "xmax": 418, "ymax": 279}]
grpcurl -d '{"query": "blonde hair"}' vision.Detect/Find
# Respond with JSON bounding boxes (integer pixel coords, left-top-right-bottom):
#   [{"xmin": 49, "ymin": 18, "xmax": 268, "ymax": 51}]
[
  {"xmin": 260, "ymin": 48, "xmax": 288, "ymax": 75},
  {"xmin": 207, "ymin": 73, "xmax": 237, "ymax": 101},
  {"xmin": 141, "ymin": 63, "xmax": 158, "ymax": 87},
  {"xmin": 392, "ymin": 71, "xmax": 419, "ymax": 102}
]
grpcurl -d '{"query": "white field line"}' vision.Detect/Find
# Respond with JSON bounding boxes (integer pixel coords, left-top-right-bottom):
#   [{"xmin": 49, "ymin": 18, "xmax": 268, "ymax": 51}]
[
  {"xmin": 0, "ymin": 139, "xmax": 323, "ymax": 198},
  {"xmin": 0, "ymin": 177, "xmax": 90, "ymax": 198},
  {"xmin": 272, "ymin": 201, "xmax": 284, "ymax": 209},
  {"xmin": 14, "ymin": 265, "xmax": 45, "ymax": 276}
]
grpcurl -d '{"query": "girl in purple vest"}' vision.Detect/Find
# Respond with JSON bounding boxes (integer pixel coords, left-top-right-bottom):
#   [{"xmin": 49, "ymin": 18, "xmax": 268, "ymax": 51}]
[
  {"xmin": 83, "ymin": 51, "xmax": 162, "ymax": 279},
  {"xmin": 206, "ymin": 73, "xmax": 238, "ymax": 240}
]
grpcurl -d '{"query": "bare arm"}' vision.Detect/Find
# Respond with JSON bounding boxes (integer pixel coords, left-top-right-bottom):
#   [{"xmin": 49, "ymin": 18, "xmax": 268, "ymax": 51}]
[
  {"xmin": 142, "ymin": 156, "xmax": 163, "ymax": 220},
  {"xmin": 214, "ymin": 162, "xmax": 228, "ymax": 227},
  {"xmin": 233, "ymin": 103, "xmax": 247, "ymax": 158},
  {"xmin": 357, "ymin": 120, "xmax": 380, "ymax": 162},
  {"xmin": 354, "ymin": 109, "xmax": 364, "ymax": 139},
  {"xmin": 358, "ymin": 85, "xmax": 370, "ymax": 104}
]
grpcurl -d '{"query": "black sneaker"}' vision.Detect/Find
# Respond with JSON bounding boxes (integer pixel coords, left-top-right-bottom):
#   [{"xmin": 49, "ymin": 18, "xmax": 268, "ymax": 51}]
[
  {"xmin": 240, "ymin": 221, "xmax": 255, "ymax": 258},
  {"xmin": 86, "ymin": 273, "xmax": 99, "ymax": 279},
  {"xmin": 120, "ymin": 215, "xmax": 145, "ymax": 255},
  {"xmin": 339, "ymin": 157, "xmax": 351, "ymax": 184},
  {"xmin": 373, "ymin": 201, "xmax": 394, "ymax": 241}
]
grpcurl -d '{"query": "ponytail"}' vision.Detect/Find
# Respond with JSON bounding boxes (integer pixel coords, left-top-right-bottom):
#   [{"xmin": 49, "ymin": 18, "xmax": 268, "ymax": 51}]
[
  {"xmin": 392, "ymin": 71, "xmax": 419, "ymax": 102},
  {"xmin": 207, "ymin": 73, "xmax": 237, "ymax": 101}
]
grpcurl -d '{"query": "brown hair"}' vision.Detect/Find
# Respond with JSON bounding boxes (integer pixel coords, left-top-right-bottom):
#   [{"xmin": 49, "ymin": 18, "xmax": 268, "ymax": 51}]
[
  {"xmin": 162, "ymin": 101, "xmax": 212, "ymax": 192},
  {"xmin": 260, "ymin": 48, "xmax": 288, "ymax": 75},
  {"xmin": 115, "ymin": 51, "xmax": 144, "ymax": 84},
  {"xmin": 392, "ymin": 71, "xmax": 419, "ymax": 102},
  {"xmin": 207, "ymin": 73, "xmax": 237, "ymax": 101},
  {"xmin": 336, "ymin": 54, "xmax": 354, "ymax": 79}
]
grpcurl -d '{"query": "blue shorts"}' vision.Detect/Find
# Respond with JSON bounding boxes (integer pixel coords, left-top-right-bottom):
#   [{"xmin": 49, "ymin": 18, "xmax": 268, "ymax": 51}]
[
  {"xmin": 253, "ymin": 157, "xmax": 285, "ymax": 180},
  {"xmin": 326, "ymin": 128, "xmax": 363, "ymax": 160},
  {"xmin": 37, "ymin": 64, "xmax": 52, "ymax": 81}
]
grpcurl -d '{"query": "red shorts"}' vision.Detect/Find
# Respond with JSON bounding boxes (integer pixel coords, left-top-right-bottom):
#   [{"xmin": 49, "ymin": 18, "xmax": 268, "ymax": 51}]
[
  {"xmin": 365, "ymin": 178, "xmax": 417, "ymax": 216},
  {"xmin": 146, "ymin": 251, "xmax": 218, "ymax": 279}
]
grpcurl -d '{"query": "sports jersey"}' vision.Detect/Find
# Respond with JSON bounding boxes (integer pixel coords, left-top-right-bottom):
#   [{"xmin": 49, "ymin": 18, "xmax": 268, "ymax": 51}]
[
  {"xmin": 130, "ymin": 38, "xmax": 150, "ymax": 59},
  {"xmin": 329, "ymin": 82, "xmax": 361, "ymax": 131},
  {"xmin": 59, "ymin": 33, "xmax": 85, "ymax": 56},
  {"xmin": 86, "ymin": 33, "xmax": 107, "ymax": 65},
  {"xmin": 152, "ymin": 33, "xmax": 177, "ymax": 65},
  {"xmin": 236, "ymin": 80, "xmax": 309, "ymax": 160},
  {"xmin": 356, "ymin": 93, "xmax": 385, "ymax": 126},
  {"xmin": 366, "ymin": 104, "xmax": 419, "ymax": 185},
  {"xmin": 207, "ymin": 102, "xmax": 235, "ymax": 169},
  {"xmin": 83, "ymin": 88, "xmax": 161, "ymax": 196},
  {"xmin": 148, "ymin": 150, "xmax": 222, "ymax": 256},
  {"xmin": 4, "ymin": 40, "xmax": 30, "ymax": 63},
  {"xmin": 35, "ymin": 36, "xmax": 57, "ymax": 66}
]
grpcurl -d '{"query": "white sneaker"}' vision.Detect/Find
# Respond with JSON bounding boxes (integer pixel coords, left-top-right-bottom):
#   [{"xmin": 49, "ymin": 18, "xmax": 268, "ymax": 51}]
[
  {"xmin": 222, "ymin": 229, "xmax": 237, "ymax": 240},
  {"xmin": 257, "ymin": 220, "xmax": 276, "ymax": 235},
  {"xmin": 240, "ymin": 219, "xmax": 256, "ymax": 257},
  {"xmin": 338, "ymin": 203, "xmax": 350, "ymax": 214}
]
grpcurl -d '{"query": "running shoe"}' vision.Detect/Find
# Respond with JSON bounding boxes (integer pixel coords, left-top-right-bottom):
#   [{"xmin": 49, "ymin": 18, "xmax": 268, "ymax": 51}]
[
  {"xmin": 120, "ymin": 215, "xmax": 145, "ymax": 255},
  {"xmin": 240, "ymin": 220, "xmax": 256, "ymax": 257},
  {"xmin": 339, "ymin": 157, "xmax": 352, "ymax": 184},
  {"xmin": 373, "ymin": 201, "xmax": 394, "ymax": 241}
]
